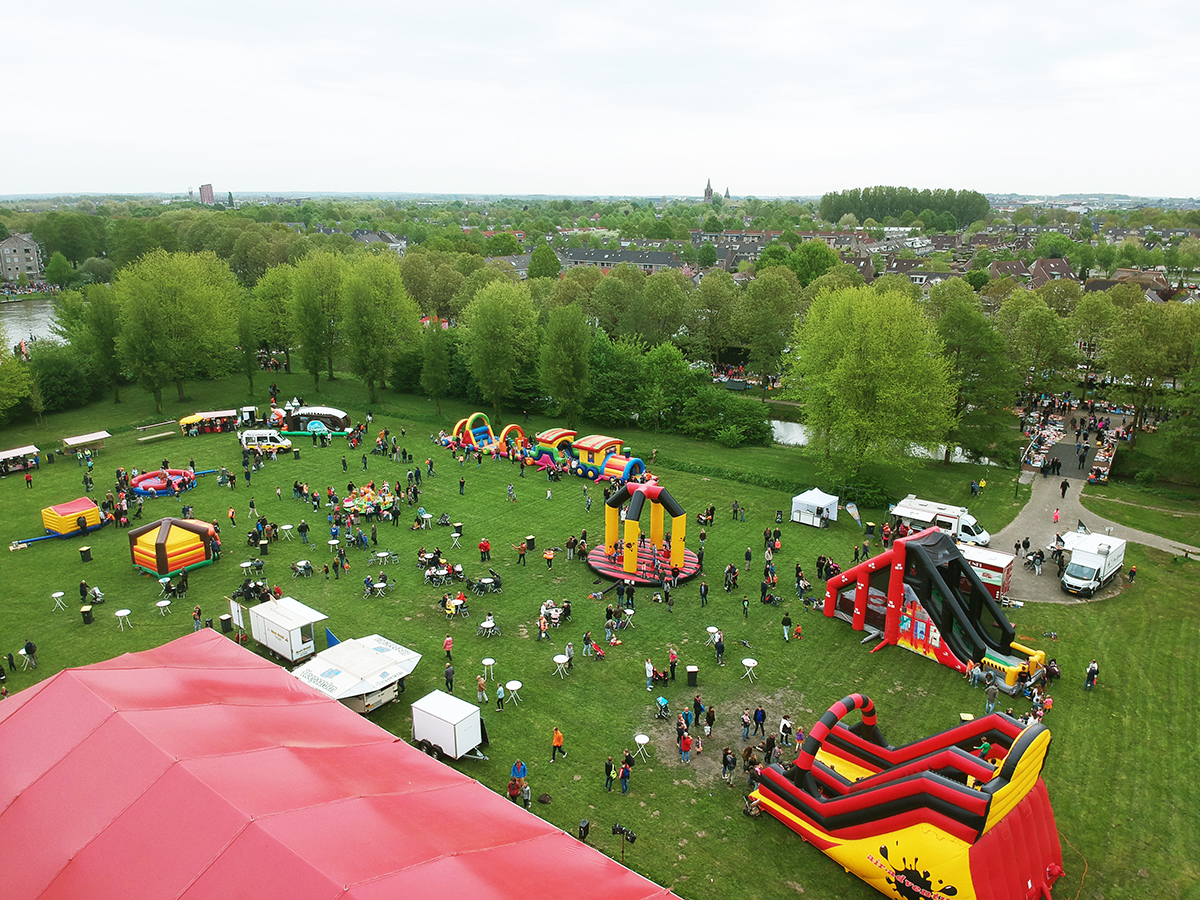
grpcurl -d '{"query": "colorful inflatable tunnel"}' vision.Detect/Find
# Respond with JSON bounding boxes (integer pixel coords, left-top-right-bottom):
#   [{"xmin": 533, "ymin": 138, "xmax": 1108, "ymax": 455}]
[
  {"xmin": 529, "ymin": 428, "xmax": 577, "ymax": 467},
  {"xmin": 129, "ymin": 517, "xmax": 216, "ymax": 576},
  {"xmin": 570, "ymin": 434, "xmax": 645, "ymax": 482},
  {"xmin": 41, "ymin": 498, "xmax": 103, "ymax": 537},
  {"xmin": 130, "ymin": 469, "xmax": 196, "ymax": 498},
  {"xmin": 825, "ymin": 528, "xmax": 1044, "ymax": 693},
  {"xmin": 445, "ymin": 413, "xmax": 527, "ymax": 457},
  {"xmin": 754, "ymin": 694, "xmax": 1063, "ymax": 900}
]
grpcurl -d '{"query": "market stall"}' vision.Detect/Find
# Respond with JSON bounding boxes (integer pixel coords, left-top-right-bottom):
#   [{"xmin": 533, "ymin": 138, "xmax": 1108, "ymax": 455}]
[{"xmin": 791, "ymin": 488, "xmax": 839, "ymax": 527}]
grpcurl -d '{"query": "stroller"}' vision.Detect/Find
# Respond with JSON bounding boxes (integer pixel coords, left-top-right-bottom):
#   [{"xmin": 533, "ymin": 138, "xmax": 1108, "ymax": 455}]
[
  {"xmin": 655, "ymin": 696, "xmax": 671, "ymax": 720},
  {"xmin": 1044, "ymin": 658, "xmax": 1062, "ymax": 681},
  {"xmin": 589, "ymin": 641, "xmax": 606, "ymax": 660},
  {"xmin": 436, "ymin": 512, "xmax": 452, "ymax": 527},
  {"xmin": 761, "ymin": 593, "xmax": 781, "ymax": 607},
  {"xmin": 651, "ymin": 667, "xmax": 670, "ymax": 686}
]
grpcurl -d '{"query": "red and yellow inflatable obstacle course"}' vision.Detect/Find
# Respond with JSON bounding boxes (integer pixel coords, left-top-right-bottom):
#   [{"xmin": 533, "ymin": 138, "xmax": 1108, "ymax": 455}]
[{"xmin": 753, "ymin": 694, "xmax": 1063, "ymax": 900}]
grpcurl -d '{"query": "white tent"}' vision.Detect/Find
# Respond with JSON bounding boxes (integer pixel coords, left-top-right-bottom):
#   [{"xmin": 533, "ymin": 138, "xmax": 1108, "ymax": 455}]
[
  {"xmin": 791, "ymin": 488, "xmax": 839, "ymax": 527},
  {"xmin": 292, "ymin": 634, "xmax": 421, "ymax": 713}
]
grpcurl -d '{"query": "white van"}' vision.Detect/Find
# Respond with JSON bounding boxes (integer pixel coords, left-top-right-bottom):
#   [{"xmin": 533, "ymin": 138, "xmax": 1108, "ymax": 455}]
[
  {"xmin": 239, "ymin": 429, "xmax": 292, "ymax": 452},
  {"xmin": 890, "ymin": 495, "xmax": 990, "ymax": 546}
]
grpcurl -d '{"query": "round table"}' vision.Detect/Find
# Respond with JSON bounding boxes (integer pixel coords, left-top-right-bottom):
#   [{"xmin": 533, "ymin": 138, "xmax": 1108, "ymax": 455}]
[
  {"xmin": 482, "ymin": 657, "xmax": 496, "ymax": 680},
  {"xmin": 239, "ymin": 561, "xmax": 253, "ymax": 573},
  {"xmin": 436, "ymin": 568, "xmax": 449, "ymax": 585},
  {"xmin": 280, "ymin": 524, "xmax": 294, "ymax": 541},
  {"xmin": 421, "ymin": 513, "xmax": 433, "ymax": 529},
  {"xmin": 159, "ymin": 577, "xmax": 173, "ymax": 596},
  {"xmin": 115, "ymin": 608, "xmax": 133, "ymax": 631},
  {"xmin": 553, "ymin": 654, "xmax": 570, "ymax": 678},
  {"xmin": 622, "ymin": 608, "xmax": 636, "ymax": 629},
  {"xmin": 480, "ymin": 577, "xmax": 494, "ymax": 592},
  {"xmin": 705, "ymin": 625, "xmax": 719, "ymax": 646},
  {"xmin": 327, "ymin": 539, "xmax": 340, "ymax": 553},
  {"xmin": 451, "ymin": 598, "xmax": 464, "ymax": 616},
  {"xmin": 633, "ymin": 733, "xmax": 651, "ymax": 761},
  {"xmin": 505, "ymin": 680, "xmax": 523, "ymax": 706},
  {"xmin": 741, "ymin": 657, "xmax": 759, "ymax": 682},
  {"xmin": 51, "ymin": 591, "xmax": 67, "ymax": 611},
  {"xmin": 156, "ymin": 599, "xmax": 173, "ymax": 616},
  {"xmin": 18, "ymin": 648, "xmax": 31, "ymax": 670},
  {"xmin": 421, "ymin": 553, "xmax": 437, "ymax": 567},
  {"xmin": 375, "ymin": 551, "xmax": 390, "ymax": 565}
]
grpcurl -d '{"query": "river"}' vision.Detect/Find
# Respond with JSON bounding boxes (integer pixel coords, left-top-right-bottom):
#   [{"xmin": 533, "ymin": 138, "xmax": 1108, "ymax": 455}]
[
  {"xmin": 0, "ymin": 296, "xmax": 59, "ymax": 343},
  {"xmin": 771, "ymin": 420, "xmax": 994, "ymax": 466}
]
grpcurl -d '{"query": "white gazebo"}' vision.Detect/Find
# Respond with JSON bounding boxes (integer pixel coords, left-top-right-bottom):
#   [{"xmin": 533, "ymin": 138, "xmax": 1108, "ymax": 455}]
[{"xmin": 791, "ymin": 488, "xmax": 839, "ymax": 527}]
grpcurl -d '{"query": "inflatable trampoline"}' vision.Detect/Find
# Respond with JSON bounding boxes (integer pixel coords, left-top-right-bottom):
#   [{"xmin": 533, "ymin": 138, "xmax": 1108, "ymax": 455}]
[{"xmin": 131, "ymin": 469, "xmax": 196, "ymax": 498}]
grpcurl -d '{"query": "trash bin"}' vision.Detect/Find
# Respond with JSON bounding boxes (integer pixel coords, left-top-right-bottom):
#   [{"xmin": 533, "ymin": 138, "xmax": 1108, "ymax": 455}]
[
  {"xmin": 205, "ymin": 617, "xmax": 214, "ymax": 629},
  {"xmin": 686, "ymin": 665, "xmax": 699, "ymax": 687},
  {"xmin": 81, "ymin": 605, "xmax": 94, "ymax": 625},
  {"xmin": 258, "ymin": 540, "xmax": 269, "ymax": 557},
  {"xmin": 864, "ymin": 522, "xmax": 876, "ymax": 536},
  {"xmin": 219, "ymin": 613, "xmax": 233, "ymax": 633},
  {"xmin": 46, "ymin": 452, "xmax": 55, "ymax": 465},
  {"xmin": 79, "ymin": 546, "xmax": 93, "ymax": 563},
  {"xmin": 293, "ymin": 448, "xmax": 301, "ymax": 461},
  {"xmin": 453, "ymin": 522, "xmax": 464, "ymax": 538},
  {"xmin": 526, "ymin": 534, "xmax": 536, "ymax": 551}
]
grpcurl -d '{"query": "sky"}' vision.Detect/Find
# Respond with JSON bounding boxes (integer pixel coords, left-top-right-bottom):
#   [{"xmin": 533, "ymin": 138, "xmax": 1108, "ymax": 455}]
[{"xmin": 6, "ymin": 0, "xmax": 1199, "ymax": 199}]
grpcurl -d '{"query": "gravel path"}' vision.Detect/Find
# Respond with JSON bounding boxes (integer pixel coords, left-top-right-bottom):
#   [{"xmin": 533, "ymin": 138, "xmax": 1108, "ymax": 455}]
[{"xmin": 992, "ymin": 431, "xmax": 1200, "ymax": 605}]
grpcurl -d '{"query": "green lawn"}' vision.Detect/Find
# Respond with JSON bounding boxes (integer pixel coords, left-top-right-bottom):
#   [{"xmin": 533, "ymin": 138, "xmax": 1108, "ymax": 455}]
[
  {"xmin": 1, "ymin": 373, "xmax": 1194, "ymax": 900},
  {"xmin": 1081, "ymin": 480, "xmax": 1200, "ymax": 549}
]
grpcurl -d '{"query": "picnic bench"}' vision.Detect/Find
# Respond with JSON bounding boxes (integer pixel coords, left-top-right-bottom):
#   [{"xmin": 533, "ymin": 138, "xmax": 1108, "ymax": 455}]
[{"xmin": 137, "ymin": 432, "xmax": 176, "ymax": 443}]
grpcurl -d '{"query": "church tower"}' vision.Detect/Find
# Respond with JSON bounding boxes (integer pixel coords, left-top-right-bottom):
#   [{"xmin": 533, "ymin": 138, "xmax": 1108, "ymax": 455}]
[{"xmin": 704, "ymin": 179, "xmax": 713, "ymax": 204}]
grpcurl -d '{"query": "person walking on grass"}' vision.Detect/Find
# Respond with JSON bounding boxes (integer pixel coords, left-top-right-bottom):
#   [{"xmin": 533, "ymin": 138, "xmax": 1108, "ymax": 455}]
[
  {"xmin": 444, "ymin": 662, "xmax": 455, "ymax": 693},
  {"xmin": 551, "ymin": 726, "xmax": 567, "ymax": 762},
  {"xmin": 605, "ymin": 756, "xmax": 616, "ymax": 792},
  {"xmin": 496, "ymin": 682, "xmax": 506, "ymax": 710},
  {"xmin": 984, "ymin": 675, "xmax": 999, "ymax": 714},
  {"xmin": 477, "ymin": 673, "xmax": 488, "ymax": 703},
  {"xmin": 619, "ymin": 760, "xmax": 632, "ymax": 795}
]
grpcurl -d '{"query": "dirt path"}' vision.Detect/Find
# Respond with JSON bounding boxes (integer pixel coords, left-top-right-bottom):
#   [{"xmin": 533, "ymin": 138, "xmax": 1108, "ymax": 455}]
[{"xmin": 993, "ymin": 431, "xmax": 1200, "ymax": 604}]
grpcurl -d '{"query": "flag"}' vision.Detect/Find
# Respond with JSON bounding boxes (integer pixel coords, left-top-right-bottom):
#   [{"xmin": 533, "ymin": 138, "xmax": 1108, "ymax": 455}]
[{"xmin": 845, "ymin": 502, "xmax": 862, "ymax": 530}]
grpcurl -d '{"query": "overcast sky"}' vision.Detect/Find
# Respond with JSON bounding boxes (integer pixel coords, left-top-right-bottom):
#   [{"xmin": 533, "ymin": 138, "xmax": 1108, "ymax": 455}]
[{"xmin": 7, "ymin": 0, "xmax": 1198, "ymax": 199}]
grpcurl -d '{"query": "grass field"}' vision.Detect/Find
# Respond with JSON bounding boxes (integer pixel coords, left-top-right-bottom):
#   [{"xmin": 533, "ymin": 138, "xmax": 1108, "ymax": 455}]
[
  {"xmin": 1081, "ymin": 480, "xmax": 1200, "ymax": 549},
  {"xmin": 1, "ymin": 372, "xmax": 1195, "ymax": 900}
]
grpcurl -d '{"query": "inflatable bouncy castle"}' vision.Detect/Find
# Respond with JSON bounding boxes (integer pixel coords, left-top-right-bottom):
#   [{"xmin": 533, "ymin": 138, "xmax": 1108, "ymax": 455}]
[
  {"xmin": 825, "ymin": 528, "xmax": 1044, "ymax": 693},
  {"xmin": 753, "ymin": 694, "xmax": 1063, "ymax": 900},
  {"xmin": 444, "ymin": 412, "xmax": 526, "ymax": 457},
  {"xmin": 42, "ymin": 497, "xmax": 103, "ymax": 537},
  {"xmin": 129, "ymin": 517, "xmax": 216, "ymax": 576}
]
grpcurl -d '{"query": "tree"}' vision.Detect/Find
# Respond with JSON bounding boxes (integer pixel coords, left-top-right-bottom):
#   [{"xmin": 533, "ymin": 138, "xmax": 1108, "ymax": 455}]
[
  {"xmin": 486, "ymin": 232, "xmax": 521, "ymax": 257},
  {"xmin": 0, "ymin": 324, "xmax": 33, "ymax": 423},
  {"xmin": 1069, "ymin": 293, "xmax": 1117, "ymax": 381},
  {"xmin": 621, "ymin": 269, "xmax": 693, "ymax": 346},
  {"xmin": 1103, "ymin": 304, "xmax": 1171, "ymax": 429},
  {"xmin": 786, "ymin": 239, "xmax": 839, "ymax": 287},
  {"xmin": 937, "ymin": 296, "xmax": 1018, "ymax": 464},
  {"xmin": 698, "ymin": 243, "xmax": 718, "ymax": 268},
  {"xmin": 690, "ymin": 269, "xmax": 738, "ymax": 364},
  {"xmin": 44, "ymin": 251, "xmax": 74, "ymax": 288},
  {"xmin": 964, "ymin": 270, "xmax": 988, "ymax": 291},
  {"xmin": 250, "ymin": 264, "xmax": 296, "ymax": 373},
  {"xmin": 640, "ymin": 342, "xmax": 694, "ymax": 431},
  {"xmin": 789, "ymin": 286, "xmax": 956, "ymax": 475},
  {"xmin": 539, "ymin": 304, "xmax": 592, "ymax": 428},
  {"xmin": 926, "ymin": 277, "xmax": 978, "ymax": 321},
  {"xmin": 738, "ymin": 268, "xmax": 800, "ymax": 395},
  {"xmin": 528, "ymin": 245, "xmax": 562, "ymax": 280},
  {"xmin": 82, "ymin": 284, "xmax": 124, "ymax": 402},
  {"xmin": 291, "ymin": 250, "xmax": 346, "ymax": 390},
  {"xmin": 461, "ymin": 280, "xmax": 539, "ymax": 420},
  {"xmin": 420, "ymin": 323, "xmax": 451, "ymax": 414},
  {"xmin": 342, "ymin": 254, "xmax": 420, "ymax": 403},
  {"xmin": 113, "ymin": 250, "xmax": 239, "ymax": 411},
  {"xmin": 585, "ymin": 333, "xmax": 645, "ymax": 426},
  {"xmin": 702, "ymin": 215, "xmax": 723, "ymax": 234},
  {"xmin": 1035, "ymin": 278, "xmax": 1082, "ymax": 315}
]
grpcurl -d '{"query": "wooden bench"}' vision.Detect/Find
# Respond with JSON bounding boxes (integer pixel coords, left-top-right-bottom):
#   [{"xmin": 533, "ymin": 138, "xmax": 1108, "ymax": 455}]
[
  {"xmin": 137, "ymin": 431, "xmax": 176, "ymax": 443},
  {"xmin": 136, "ymin": 420, "xmax": 176, "ymax": 432}
]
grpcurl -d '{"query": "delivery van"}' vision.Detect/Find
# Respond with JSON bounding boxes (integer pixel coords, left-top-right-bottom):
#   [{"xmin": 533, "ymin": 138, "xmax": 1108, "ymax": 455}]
[
  {"xmin": 239, "ymin": 429, "xmax": 292, "ymax": 453},
  {"xmin": 890, "ymin": 495, "xmax": 990, "ymax": 546},
  {"xmin": 1059, "ymin": 534, "xmax": 1125, "ymax": 597}
]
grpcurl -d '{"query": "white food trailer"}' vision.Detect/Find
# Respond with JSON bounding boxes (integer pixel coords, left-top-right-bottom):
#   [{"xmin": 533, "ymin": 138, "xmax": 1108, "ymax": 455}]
[
  {"xmin": 410, "ymin": 690, "xmax": 487, "ymax": 760},
  {"xmin": 234, "ymin": 596, "xmax": 327, "ymax": 663},
  {"xmin": 291, "ymin": 635, "xmax": 422, "ymax": 713}
]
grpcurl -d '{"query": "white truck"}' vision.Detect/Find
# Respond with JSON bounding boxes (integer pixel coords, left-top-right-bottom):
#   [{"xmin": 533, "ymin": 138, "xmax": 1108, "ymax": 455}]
[
  {"xmin": 889, "ymin": 495, "xmax": 991, "ymax": 546},
  {"xmin": 1059, "ymin": 533, "xmax": 1126, "ymax": 597}
]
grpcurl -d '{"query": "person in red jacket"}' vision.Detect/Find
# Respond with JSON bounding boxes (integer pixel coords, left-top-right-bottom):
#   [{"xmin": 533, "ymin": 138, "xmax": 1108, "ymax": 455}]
[{"xmin": 680, "ymin": 732, "xmax": 693, "ymax": 763}]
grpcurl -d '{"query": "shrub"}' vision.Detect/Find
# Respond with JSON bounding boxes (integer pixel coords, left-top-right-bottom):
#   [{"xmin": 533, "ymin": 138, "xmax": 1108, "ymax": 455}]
[{"xmin": 715, "ymin": 425, "xmax": 745, "ymax": 448}]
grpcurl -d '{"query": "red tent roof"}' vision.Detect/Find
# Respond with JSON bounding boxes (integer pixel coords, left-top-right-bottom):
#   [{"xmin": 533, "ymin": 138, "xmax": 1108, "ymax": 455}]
[{"xmin": 0, "ymin": 631, "xmax": 677, "ymax": 900}]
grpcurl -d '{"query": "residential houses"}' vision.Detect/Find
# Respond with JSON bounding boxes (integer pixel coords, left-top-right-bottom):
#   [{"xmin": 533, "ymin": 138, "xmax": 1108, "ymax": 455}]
[{"xmin": 0, "ymin": 233, "xmax": 43, "ymax": 282}]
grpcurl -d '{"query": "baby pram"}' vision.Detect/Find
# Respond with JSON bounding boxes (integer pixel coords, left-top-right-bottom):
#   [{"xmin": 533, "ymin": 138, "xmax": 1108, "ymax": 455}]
[
  {"xmin": 655, "ymin": 696, "xmax": 671, "ymax": 720},
  {"xmin": 651, "ymin": 667, "xmax": 670, "ymax": 686},
  {"xmin": 589, "ymin": 642, "xmax": 606, "ymax": 660},
  {"xmin": 436, "ymin": 512, "xmax": 452, "ymax": 526}
]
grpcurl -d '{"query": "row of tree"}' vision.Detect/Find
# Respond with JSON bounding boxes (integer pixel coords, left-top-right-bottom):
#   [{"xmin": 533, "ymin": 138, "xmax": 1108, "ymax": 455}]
[{"xmin": 818, "ymin": 187, "xmax": 991, "ymax": 232}]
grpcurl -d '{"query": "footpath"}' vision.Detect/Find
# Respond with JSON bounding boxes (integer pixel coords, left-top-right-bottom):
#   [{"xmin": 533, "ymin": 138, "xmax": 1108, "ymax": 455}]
[{"xmin": 993, "ymin": 430, "xmax": 1200, "ymax": 605}]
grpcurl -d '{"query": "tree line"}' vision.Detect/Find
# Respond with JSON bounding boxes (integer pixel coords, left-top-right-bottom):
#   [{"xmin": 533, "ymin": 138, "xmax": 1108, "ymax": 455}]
[{"xmin": 818, "ymin": 186, "xmax": 991, "ymax": 233}]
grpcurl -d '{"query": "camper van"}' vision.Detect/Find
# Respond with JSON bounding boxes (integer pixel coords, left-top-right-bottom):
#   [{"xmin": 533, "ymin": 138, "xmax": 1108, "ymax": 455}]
[
  {"xmin": 890, "ymin": 495, "xmax": 990, "ymax": 546},
  {"xmin": 238, "ymin": 429, "xmax": 292, "ymax": 453},
  {"xmin": 1059, "ymin": 534, "xmax": 1126, "ymax": 597}
]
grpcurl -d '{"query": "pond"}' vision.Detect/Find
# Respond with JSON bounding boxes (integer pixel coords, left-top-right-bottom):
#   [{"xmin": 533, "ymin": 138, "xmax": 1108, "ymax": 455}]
[
  {"xmin": 0, "ymin": 296, "xmax": 58, "ymax": 343},
  {"xmin": 771, "ymin": 421, "xmax": 995, "ymax": 466}
]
